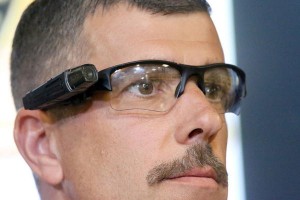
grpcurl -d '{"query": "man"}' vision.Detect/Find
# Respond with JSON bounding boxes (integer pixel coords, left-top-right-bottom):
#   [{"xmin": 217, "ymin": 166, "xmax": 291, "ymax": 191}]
[{"xmin": 11, "ymin": 0, "xmax": 246, "ymax": 200}]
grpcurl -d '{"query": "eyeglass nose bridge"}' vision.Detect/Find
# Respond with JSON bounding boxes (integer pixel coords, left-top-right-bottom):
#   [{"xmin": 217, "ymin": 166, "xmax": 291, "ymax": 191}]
[{"xmin": 174, "ymin": 69, "xmax": 205, "ymax": 98}]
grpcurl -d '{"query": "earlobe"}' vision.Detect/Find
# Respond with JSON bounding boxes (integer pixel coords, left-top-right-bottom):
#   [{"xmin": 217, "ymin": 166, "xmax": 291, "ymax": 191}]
[{"xmin": 14, "ymin": 109, "xmax": 63, "ymax": 185}]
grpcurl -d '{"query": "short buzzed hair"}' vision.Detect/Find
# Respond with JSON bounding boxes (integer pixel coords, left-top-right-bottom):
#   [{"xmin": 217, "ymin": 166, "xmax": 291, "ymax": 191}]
[{"xmin": 11, "ymin": 0, "xmax": 211, "ymax": 110}]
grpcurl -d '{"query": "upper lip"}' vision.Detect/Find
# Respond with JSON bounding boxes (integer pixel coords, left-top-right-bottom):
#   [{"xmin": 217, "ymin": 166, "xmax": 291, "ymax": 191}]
[{"xmin": 167, "ymin": 166, "xmax": 217, "ymax": 181}]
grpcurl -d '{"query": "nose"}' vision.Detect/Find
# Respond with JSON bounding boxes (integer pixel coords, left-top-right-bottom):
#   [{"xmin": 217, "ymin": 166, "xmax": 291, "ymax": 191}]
[{"xmin": 172, "ymin": 81, "xmax": 223, "ymax": 145}]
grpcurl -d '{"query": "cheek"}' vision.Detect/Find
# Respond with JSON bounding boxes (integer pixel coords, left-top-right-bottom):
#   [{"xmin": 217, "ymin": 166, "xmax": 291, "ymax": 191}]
[
  {"xmin": 104, "ymin": 115, "xmax": 165, "ymax": 174},
  {"xmin": 210, "ymin": 121, "xmax": 228, "ymax": 164},
  {"xmin": 53, "ymin": 110, "xmax": 163, "ymax": 198}
]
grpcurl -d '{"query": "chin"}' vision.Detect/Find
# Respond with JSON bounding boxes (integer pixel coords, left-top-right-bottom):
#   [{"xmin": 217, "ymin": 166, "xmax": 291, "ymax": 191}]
[{"xmin": 148, "ymin": 182, "xmax": 228, "ymax": 200}]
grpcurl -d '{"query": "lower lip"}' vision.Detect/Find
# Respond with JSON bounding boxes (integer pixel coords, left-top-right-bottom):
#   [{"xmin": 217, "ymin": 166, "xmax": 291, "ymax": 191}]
[{"xmin": 165, "ymin": 176, "xmax": 219, "ymax": 188}]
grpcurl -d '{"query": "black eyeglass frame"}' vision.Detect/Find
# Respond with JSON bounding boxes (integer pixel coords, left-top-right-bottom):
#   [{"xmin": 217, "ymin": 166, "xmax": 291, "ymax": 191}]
[
  {"xmin": 95, "ymin": 60, "xmax": 246, "ymax": 114},
  {"xmin": 23, "ymin": 60, "xmax": 246, "ymax": 114}
]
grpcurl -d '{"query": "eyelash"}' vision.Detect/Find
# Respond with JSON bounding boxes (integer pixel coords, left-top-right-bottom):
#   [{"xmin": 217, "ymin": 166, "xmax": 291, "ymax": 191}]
[
  {"xmin": 204, "ymin": 82, "xmax": 228, "ymax": 102},
  {"xmin": 127, "ymin": 80, "xmax": 162, "ymax": 98}
]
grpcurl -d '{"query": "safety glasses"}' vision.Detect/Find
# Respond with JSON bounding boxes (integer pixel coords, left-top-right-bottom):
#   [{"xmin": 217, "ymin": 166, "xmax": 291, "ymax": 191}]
[{"xmin": 23, "ymin": 60, "xmax": 246, "ymax": 115}]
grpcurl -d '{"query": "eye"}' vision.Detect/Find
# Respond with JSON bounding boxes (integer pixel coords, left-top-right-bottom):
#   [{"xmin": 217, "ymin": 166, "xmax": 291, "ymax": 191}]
[
  {"xmin": 204, "ymin": 83, "xmax": 225, "ymax": 102},
  {"xmin": 127, "ymin": 80, "xmax": 158, "ymax": 98},
  {"xmin": 131, "ymin": 81, "xmax": 154, "ymax": 96}
]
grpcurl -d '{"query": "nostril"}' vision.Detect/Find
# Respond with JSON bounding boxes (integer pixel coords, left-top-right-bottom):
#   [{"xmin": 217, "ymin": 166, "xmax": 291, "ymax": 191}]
[{"xmin": 188, "ymin": 128, "xmax": 204, "ymax": 139}]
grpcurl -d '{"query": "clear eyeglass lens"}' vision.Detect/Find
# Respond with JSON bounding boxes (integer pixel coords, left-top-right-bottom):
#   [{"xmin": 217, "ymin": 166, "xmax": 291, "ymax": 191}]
[
  {"xmin": 204, "ymin": 67, "xmax": 239, "ymax": 113},
  {"xmin": 110, "ymin": 64, "xmax": 181, "ymax": 112},
  {"xmin": 109, "ymin": 63, "xmax": 241, "ymax": 114}
]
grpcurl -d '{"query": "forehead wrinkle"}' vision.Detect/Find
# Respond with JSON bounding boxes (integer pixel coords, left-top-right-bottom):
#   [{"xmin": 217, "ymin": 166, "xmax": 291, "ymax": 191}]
[
  {"xmin": 132, "ymin": 39, "xmax": 224, "ymax": 65},
  {"xmin": 85, "ymin": 33, "xmax": 223, "ymax": 70}
]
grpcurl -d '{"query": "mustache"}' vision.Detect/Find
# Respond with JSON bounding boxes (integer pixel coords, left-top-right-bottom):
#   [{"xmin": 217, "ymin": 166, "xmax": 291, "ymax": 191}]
[{"xmin": 146, "ymin": 144, "xmax": 228, "ymax": 187}]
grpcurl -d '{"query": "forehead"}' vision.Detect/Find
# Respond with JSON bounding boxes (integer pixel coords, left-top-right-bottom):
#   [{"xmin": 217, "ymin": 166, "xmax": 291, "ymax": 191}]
[{"xmin": 82, "ymin": 3, "xmax": 224, "ymax": 70}]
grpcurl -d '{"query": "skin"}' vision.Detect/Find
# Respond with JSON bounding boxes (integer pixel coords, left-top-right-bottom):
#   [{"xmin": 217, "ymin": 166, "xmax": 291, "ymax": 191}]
[{"xmin": 14, "ymin": 3, "xmax": 228, "ymax": 200}]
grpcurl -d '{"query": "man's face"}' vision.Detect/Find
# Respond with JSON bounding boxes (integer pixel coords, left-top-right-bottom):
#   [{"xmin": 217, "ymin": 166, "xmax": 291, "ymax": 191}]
[{"xmin": 51, "ymin": 4, "xmax": 227, "ymax": 200}]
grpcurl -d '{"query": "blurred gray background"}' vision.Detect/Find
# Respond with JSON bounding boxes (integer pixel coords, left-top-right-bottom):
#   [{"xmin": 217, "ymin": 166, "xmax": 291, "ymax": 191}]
[{"xmin": 234, "ymin": 0, "xmax": 300, "ymax": 199}]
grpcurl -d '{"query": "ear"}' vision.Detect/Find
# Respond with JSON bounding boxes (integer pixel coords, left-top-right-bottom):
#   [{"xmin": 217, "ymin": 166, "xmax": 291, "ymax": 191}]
[{"xmin": 14, "ymin": 108, "xmax": 63, "ymax": 185}]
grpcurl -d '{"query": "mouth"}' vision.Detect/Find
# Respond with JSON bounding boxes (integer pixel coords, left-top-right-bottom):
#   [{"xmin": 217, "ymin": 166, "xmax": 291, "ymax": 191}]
[{"xmin": 164, "ymin": 166, "xmax": 219, "ymax": 187}]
